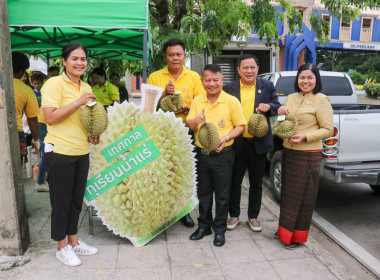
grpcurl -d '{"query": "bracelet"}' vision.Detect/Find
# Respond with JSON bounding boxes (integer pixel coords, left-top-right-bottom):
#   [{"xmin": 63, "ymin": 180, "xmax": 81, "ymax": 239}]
[
  {"xmin": 225, "ymin": 135, "xmax": 230, "ymax": 142},
  {"xmin": 73, "ymin": 101, "xmax": 79, "ymax": 109}
]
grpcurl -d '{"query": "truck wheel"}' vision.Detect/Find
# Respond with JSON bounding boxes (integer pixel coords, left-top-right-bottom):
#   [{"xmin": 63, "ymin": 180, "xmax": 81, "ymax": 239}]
[
  {"xmin": 270, "ymin": 150, "xmax": 283, "ymax": 202},
  {"xmin": 369, "ymin": 184, "xmax": 380, "ymax": 195}
]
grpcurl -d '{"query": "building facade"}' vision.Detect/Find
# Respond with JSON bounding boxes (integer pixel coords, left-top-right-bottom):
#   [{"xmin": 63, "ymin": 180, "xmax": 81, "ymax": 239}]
[{"xmin": 193, "ymin": 1, "xmax": 380, "ymax": 78}]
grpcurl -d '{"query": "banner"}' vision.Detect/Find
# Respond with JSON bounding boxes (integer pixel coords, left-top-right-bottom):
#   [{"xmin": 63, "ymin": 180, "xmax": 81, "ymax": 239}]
[{"xmin": 85, "ymin": 101, "xmax": 198, "ymax": 247}]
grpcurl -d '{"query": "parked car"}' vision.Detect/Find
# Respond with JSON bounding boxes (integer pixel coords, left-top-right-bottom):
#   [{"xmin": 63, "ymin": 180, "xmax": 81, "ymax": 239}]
[{"xmin": 258, "ymin": 71, "xmax": 380, "ymax": 200}]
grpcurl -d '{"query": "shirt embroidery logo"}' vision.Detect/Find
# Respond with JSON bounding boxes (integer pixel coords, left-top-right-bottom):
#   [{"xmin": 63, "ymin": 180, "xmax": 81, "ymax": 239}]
[{"xmin": 219, "ymin": 119, "xmax": 225, "ymax": 128}]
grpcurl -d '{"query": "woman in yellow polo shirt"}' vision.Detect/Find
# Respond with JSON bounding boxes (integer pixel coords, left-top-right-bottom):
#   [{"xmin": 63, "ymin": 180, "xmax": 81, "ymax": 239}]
[
  {"xmin": 91, "ymin": 66, "xmax": 120, "ymax": 107},
  {"xmin": 42, "ymin": 43, "xmax": 99, "ymax": 267}
]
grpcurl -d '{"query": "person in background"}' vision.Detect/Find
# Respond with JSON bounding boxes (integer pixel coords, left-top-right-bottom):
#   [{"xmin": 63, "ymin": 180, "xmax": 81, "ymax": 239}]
[
  {"xmin": 186, "ymin": 64, "xmax": 246, "ymax": 247},
  {"xmin": 48, "ymin": 66, "xmax": 60, "ymax": 78},
  {"xmin": 92, "ymin": 66, "xmax": 120, "ymax": 107},
  {"xmin": 147, "ymin": 38, "xmax": 205, "ymax": 228},
  {"xmin": 110, "ymin": 73, "xmax": 129, "ymax": 103},
  {"xmin": 31, "ymin": 72, "xmax": 50, "ymax": 192},
  {"xmin": 21, "ymin": 71, "xmax": 33, "ymax": 88},
  {"xmin": 31, "ymin": 72, "xmax": 45, "ymax": 107},
  {"xmin": 12, "ymin": 52, "xmax": 40, "ymax": 163},
  {"xmin": 275, "ymin": 63, "xmax": 333, "ymax": 249},
  {"xmin": 87, "ymin": 72, "xmax": 95, "ymax": 87},
  {"xmin": 42, "ymin": 43, "xmax": 99, "ymax": 266},
  {"xmin": 223, "ymin": 54, "xmax": 280, "ymax": 232}
]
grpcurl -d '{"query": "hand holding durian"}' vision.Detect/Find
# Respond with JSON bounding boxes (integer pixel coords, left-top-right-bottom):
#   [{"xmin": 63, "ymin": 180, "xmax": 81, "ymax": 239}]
[
  {"xmin": 247, "ymin": 113, "xmax": 269, "ymax": 138},
  {"xmin": 255, "ymin": 103, "xmax": 271, "ymax": 113},
  {"xmin": 80, "ymin": 101, "xmax": 109, "ymax": 137},
  {"xmin": 197, "ymin": 108, "xmax": 220, "ymax": 153},
  {"xmin": 76, "ymin": 91, "xmax": 97, "ymax": 107},
  {"xmin": 274, "ymin": 106, "xmax": 299, "ymax": 140},
  {"xmin": 159, "ymin": 94, "xmax": 184, "ymax": 112}
]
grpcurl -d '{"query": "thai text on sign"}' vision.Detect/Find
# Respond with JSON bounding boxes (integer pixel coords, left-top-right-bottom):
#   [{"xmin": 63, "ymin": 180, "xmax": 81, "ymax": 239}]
[{"xmin": 84, "ymin": 126, "xmax": 161, "ymax": 204}]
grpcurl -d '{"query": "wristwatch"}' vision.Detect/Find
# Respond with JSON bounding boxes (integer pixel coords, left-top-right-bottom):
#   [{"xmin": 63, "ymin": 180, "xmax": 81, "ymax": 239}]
[{"xmin": 225, "ymin": 135, "xmax": 230, "ymax": 142}]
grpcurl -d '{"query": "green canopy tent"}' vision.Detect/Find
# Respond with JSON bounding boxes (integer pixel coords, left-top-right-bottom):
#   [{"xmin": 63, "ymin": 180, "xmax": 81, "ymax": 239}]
[{"xmin": 8, "ymin": 0, "xmax": 151, "ymax": 80}]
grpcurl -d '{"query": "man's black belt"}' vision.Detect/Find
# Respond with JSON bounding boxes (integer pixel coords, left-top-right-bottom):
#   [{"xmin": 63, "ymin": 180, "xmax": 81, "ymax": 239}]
[
  {"xmin": 195, "ymin": 145, "xmax": 233, "ymax": 156},
  {"xmin": 243, "ymin": 137, "xmax": 254, "ymax": 144}
]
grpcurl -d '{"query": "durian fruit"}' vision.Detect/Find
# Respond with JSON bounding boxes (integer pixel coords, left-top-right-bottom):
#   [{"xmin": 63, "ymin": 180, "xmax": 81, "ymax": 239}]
[
  {"xmin": 198, "ymin": 122, "xmax": 219, "ymax": 153},
  {"xmin": 248, "ymin": 114, "xmax": 269, "ymax": 138},
  {"xmin": 80, "ymin": 102, "xmax": 108, "ymax": 136},
  {"xmin": 160, "ymin": 94, "xmax": 183, "ymax": 112},
  {"xmin": 89, "ymin": 102, "xmax": 197, "ymax": 246},
  {"xmin": 274, "ymin": 115, "xmax": 298, "ymax": 139}
]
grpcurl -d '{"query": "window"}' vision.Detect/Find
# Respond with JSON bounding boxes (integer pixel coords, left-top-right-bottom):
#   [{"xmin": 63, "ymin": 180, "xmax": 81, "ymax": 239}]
[
  {"xmin": 275, "ymin": 76, "xmax": 353, "ymax": 96},
  {"xmin": 341, "ymin": 19, "xmax": 350, "ymax": 27},
  {"xmin": 362, "ymin": 18, "xmax": 372, "ymax": 28},
  {"xmin": 322, "ymin": 15, "xmax": 330, "ymax": 23}
]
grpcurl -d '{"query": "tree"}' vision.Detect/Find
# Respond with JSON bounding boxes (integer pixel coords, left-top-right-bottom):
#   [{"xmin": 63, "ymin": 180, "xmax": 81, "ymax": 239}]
[
  {"xmin": 317, "ymin": 50, "xmax": 380, "ymax": 84},
  {"xmin": 148, "ymin": 0, "xmax": 380, "ymax": 71},
  {"xmin": 101, "ymin": 0, "xmax": 380, "ymax": 75}
]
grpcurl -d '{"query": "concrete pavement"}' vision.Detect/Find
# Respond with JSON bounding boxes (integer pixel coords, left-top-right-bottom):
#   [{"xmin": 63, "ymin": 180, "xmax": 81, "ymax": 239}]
[{"xmin": 0, "ymin": 172, "xmax": 364, "ymax": 280}]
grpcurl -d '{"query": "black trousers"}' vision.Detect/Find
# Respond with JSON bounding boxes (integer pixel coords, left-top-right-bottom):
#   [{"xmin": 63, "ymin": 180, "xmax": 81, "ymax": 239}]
[
  {"xmin": 229, "ymin": 140, "xmax": 267, "ymax": 219},
  {"xmin": 195, "ymin": 147, "xmax": 234, "ymax": 234},
  {"xmin": 44, "ymin": 152, "xmax": 89, "ymax": 241}
]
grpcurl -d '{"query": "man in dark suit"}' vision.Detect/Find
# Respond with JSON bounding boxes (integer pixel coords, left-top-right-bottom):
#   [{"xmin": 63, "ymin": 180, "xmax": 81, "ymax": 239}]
[{"xmin": 223, "ymin": 54, "xmax": 280, "ymax": 232}]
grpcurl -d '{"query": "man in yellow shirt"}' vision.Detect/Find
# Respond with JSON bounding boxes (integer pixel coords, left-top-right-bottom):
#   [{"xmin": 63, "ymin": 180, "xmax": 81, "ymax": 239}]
[
  {"xmin": 147, "ymin": 38, "xmax": 204, "ymax": 122},
  {"xmin": 12, "ymin": 52, "xmax": 40, "ymax": 163},
  {"xmin": 187, "ymin": 64, "xmax": 246, "ymax": 247},
  {"xmin": 92, "ymin": 67, "xmax": 120, "ymax": 107},
  {"xmin": 223, "ymin": 54, "xmax": 281, "ymax": 232},
  {"xmin": 148, "ymin": 38, "xmax": 204, "ymax": 227}
]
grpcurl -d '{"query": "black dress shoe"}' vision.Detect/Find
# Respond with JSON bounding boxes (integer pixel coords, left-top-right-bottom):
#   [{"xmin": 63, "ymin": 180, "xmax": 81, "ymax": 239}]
[
  {"xmin": 286, "ymin": 242, "xmax": 300, "ymax": 250},
  {"xmin": 213, "ymin": 233, "xmax": 225, "ymax": 247},
  {"xmin": 189, "ymin": 227, "xmax": 212, "ymax": 240},
  {"xmin": 180, "ymin": 214, "xmax": 195, "ymax": 228}
]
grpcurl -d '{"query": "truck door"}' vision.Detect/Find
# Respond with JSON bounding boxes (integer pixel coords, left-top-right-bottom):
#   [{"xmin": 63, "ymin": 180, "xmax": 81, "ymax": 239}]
[{"xmin": 337, "ymin": 106, "xmax": 380, "ymax": 162}]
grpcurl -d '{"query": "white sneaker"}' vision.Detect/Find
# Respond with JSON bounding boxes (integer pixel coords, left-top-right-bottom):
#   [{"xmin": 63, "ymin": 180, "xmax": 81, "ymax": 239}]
[
  {"xmin": 35, "ymin": 182, "xmax": 49, "ymax": 192},
  {"xmin": 56, "ymin": 245, "xmax": 81, "ymax": 267},
  {"xmin": 73, "ymin": 239, "xmax": 98, "ymax": 256}
]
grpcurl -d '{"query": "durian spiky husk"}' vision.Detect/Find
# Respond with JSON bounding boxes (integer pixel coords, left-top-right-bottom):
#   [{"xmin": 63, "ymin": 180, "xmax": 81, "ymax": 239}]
[
  {"xmin": 89, "ymin": 102, "xmax": 197, "ymax": 247},
  {"xmin": 247, "ymin": 114, "xmax": 269, "ymax": 138},
  {"xmin": 80, "ymin": 102, "xmax": 108, "ymax": 136},
  {"xmin": 274, "ymin": 115, "xmax": 298, "ymax": 139},
  {"xmin": 160, "ymin": 94, "xmax": 183, "ymax": 112},
  {"xmin": 198, "ymin": 122, "xmax": 219, "ymax": 153}
]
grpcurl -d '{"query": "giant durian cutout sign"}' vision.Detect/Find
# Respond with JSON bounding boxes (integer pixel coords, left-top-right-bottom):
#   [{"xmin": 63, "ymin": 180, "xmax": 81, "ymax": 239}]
[{"xmin": 85, "ymin": 84, "xmax": 198, "ymax": 247}]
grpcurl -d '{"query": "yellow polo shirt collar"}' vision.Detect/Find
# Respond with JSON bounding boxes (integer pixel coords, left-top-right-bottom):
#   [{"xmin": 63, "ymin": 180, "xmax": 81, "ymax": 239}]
[
  {"xmin": 161, "ymin": 65, "xmax": 190, "ymax": 77},
  {"xmin": 240, "ymin": 80, "xmax": 256, "ymax": 138}
]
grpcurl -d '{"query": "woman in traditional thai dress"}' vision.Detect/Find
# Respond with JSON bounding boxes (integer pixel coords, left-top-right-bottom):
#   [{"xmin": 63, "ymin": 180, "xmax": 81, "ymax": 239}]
[{"xmin": 275, "ymin": 63, "xmax": 333, "ymax": 249}]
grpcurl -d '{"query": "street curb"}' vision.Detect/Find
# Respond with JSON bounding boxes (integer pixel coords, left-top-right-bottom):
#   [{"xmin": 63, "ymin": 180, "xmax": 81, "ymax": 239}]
[
  {"xmin": 261, "ymin": 177, "xmax": 380, "ymax": 279},
  {"xmin": 312, "ymin": 212, "xmax": 380, "ymax": 279}
]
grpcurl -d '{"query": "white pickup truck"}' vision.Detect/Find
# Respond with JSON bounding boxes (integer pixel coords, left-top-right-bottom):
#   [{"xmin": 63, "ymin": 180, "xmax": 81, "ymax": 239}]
[{"xmin": 258, "ymin": 71, "xmax": 380, "ymax": 201}]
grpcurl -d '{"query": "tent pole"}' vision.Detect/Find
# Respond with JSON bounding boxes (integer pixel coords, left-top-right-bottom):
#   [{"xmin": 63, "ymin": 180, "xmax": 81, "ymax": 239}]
[
  {"xmin": 149, "ymin": 49, "xmax": 153, "ymax": 75},
  {"xmin": 142, "ymin": 30, "xmax": 147, "ymax": 83}
]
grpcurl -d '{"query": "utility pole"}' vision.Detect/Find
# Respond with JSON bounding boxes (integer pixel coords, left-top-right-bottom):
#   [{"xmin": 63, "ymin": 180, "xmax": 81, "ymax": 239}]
[{"xmin": 0, "ymin": 0, "xmax": 30, "ymax": 255}]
